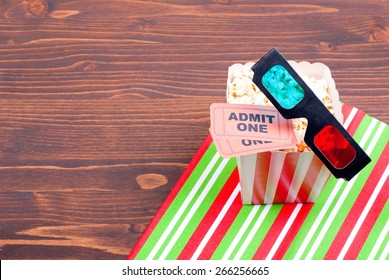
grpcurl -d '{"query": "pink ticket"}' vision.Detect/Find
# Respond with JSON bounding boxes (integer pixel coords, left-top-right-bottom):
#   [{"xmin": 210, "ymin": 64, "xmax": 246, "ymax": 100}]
[
  {"xmin": 210, "ymin": 103, "xmax": 297, "ymax": 157},
  {"xmin": 210, "ymin": 103, "xmax": 294, "ymax": 140},
  {"xmin": 213, "ymin": 136, "xmax": 296, "ymax": 158}
]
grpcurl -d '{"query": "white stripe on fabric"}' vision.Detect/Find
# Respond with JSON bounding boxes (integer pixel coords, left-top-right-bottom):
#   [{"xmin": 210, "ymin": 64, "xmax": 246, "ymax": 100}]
[
  {"xmin": 305, "ymin": 119, "xmax": 380, "ymax": 260},
  {"xmin": 221, "ymin": 205, "xmax": 262, "ymax": 260},
  {"xmin": 368, "ymin": 219, "xmax": 389, "ymax": 260},
  {"xmin": 191, "ymin": 184, "xmax": 241, "ymax": 260},
  {"xmin": 294, "ymin": 115, "xmax": 377, "ymax": 260},
  {"xmin": 337, "ymin": 126, "xmax": 388, "ymax": 259},
  {"xmin": 294, "ymin": 179, "xmax": 344, "ymax": 260},
  {"xmin": 158, "ymin": 158, "xmax": 230, "ymax": 260},
  {"xmin": 234, "ymin": 204, "xmax": 272, "ymax": 260},
  {"xmin": 146, "ymin": 153, "xmax": 221, "ymax": 260},
  {"xmin": 266, "ymin": 203, "xmax": 303, "ymax": 260},
  {"xmin": 343, "ymin": 107, "xmax": 358, "ymax": 129},
  {"xmin": 378, "ymin": 232, "xmax": 389, "ymax": 260}
]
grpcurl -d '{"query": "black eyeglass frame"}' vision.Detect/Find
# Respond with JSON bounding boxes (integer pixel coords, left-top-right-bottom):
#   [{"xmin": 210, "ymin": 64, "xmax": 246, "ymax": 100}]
[{"xmin": 251, "ymin": 48, "xmax": 371, "ymax": 180}]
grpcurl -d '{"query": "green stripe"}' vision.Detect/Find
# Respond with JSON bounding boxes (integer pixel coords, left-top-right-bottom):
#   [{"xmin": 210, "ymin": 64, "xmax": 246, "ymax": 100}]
[
  {"xmin": 382, "ymin": 231, "xmax": 389, "ymax": 260},
  {"xmin": 165, "ymin": 158, "xmax": 236, "ymax": 259},
  {"xmin": 375, "ymin": 223, "xmax": 389, "ymax": 260},
  {"xmin": 135, "ymin": 143, "xmax": 219, "ymax": 259},
  {"xmin": 355, "ymin": 123, "xmax": 389, "ymax": 259},
  {"xmin": 307, "ymin": 183, "xmax": 345, "ymax": 259},
  {"xmin": 228, "ymin": 206, "xmax": 267, "ymax": 259},
  {"xmin": 357, "ymin": 199, "xmax": 389, "ymax": 260},
  {"xmin": 211, "ymin": 206, "xmax": 254, "ymax": 259},
  {"xmin": 240, "ymin": 204, "xmax": 281, "ymax": 259},
  {"xmin": 213, "ymin": 205, "xmax": 281, "ymax": 260},
  {"xmin": 282, "ymin": 176, "xmax": 345, "ymax": 259},
  {"xmin": 154, "ymin": 155, "xmax": 225, "ymax": 259}
]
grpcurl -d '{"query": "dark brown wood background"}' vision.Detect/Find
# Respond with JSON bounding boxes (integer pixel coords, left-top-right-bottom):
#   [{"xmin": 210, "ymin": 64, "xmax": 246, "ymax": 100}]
[{"xmin": 0, "ymin": 0, "xmax": 388, "ymax": 259}]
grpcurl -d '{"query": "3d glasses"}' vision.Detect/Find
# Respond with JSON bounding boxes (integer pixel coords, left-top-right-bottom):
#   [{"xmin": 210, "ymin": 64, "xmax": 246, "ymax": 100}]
[{"xmin": 251, "ymin": 48, "xmax": 371, "ymax": 180}]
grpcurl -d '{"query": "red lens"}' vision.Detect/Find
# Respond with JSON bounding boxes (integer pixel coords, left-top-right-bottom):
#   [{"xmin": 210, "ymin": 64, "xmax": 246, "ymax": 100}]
[{"xmin": 314, "ymin": 125, "xmax": 356, "ymax": 169}]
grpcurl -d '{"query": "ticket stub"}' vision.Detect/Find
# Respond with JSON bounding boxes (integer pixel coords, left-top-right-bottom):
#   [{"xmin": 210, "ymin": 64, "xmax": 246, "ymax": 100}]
[
  {"xmin": 210, "ymin": 103, "xmax": 296, "ymax": 157},
  {"xmin": 213, "ymin": 137, "xmax": 296, "ymax": 157}
]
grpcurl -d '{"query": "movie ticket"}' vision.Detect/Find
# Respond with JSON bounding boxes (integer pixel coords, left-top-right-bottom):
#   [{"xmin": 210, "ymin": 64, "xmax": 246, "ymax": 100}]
[
  {"xmin": 210, "ymin": 103, "xmax": 297, "ymax": 157},
  {"xmin": 212, "ymin": 137, "xmax": 296, "ymax": 157}
]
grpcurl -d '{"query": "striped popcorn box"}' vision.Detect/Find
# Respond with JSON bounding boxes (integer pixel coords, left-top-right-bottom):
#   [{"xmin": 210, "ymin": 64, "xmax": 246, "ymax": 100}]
[
  {"xmin": 238, "ymin": 150, "xmax": 331, "ymax": 203},
  {"xmin": 227, "ymin": 60, "xmax": 343, "ymax": 204}
]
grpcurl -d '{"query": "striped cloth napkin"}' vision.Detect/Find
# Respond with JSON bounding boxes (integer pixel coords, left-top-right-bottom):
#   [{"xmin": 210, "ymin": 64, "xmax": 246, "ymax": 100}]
[{"xmin": 128, "ymin": 103, "xmax": 388, "ymax": 260}]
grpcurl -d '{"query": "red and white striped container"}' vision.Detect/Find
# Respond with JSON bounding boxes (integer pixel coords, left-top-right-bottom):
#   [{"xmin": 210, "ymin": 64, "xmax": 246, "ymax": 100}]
[{"xmin": 228, "ymin": 61, "xmax": 343, "ymax": 204}]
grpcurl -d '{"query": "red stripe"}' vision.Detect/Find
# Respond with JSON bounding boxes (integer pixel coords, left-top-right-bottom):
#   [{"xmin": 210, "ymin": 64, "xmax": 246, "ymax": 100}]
[
  {"xmin": 272, "ymin": 203, "xmax": 313, "ymax": 259},
  {"xmin": 325, "ymin": 142, "xmax": 389, "ymax": 259},
  {"xmin": 343, "ymin": 177, "xmax": 388, "ymax": 260},
  {"xmin": 252, "ymin": 203, "xmax": 313, "ymax": 259},
  {"xmin": 341, "ymin": 102, "xmax": 353, "ymax": 121},
  {"xmin": 252, "ymin": 152, "xmax": 272, "ymax": 204},
  {"xmin": 324, "ymin": 137, "xmax": 389, "ymax": 259},
  {"xmin": 127, "ymin": 134, "xmax": 213, "ymax": 259},
  {"xmin": 274, "ymin": 153, "xmax": 300, "ymax": 203},
  {"xmin": 198, "ymin": 194, "xmax": 243, "ymax": 260},
  {"xmin": 177, "ymin": 168, "xmax": 240, "ymax": 260},
  {"xmin": 342, "ymin": 103, "xmax": 366, "ymax": 136},
  {"xmin": 341, "ymin": 143, "xmax": 389, "ymax": 260},
  {"xmin": 347, "ymin": 109, "xmax": 366, "ymax": 135}
]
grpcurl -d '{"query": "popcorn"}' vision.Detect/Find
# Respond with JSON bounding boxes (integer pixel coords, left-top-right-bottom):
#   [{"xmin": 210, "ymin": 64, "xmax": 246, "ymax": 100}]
[{"xmin": 227, "ymin": 62, "xmax": 335, "ymax": 152}]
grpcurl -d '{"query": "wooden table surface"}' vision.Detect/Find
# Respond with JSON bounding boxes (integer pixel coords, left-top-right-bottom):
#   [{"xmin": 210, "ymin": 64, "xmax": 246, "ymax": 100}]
[{"xmin": 1, "ymin": 0, "xmax": 388, "ymax": 260}]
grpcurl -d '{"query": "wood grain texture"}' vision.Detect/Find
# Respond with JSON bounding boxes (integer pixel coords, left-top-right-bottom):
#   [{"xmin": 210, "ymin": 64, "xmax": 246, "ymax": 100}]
[{"xmin": 0, "ymin": 0, "xmax": 388, "ymax": 259}]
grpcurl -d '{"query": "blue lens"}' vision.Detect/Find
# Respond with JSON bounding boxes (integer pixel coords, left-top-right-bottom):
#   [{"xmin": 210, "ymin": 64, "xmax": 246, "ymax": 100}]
[{"xmin": 262, "ymin": 65, "xmax": 304, "ymax": 109}]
